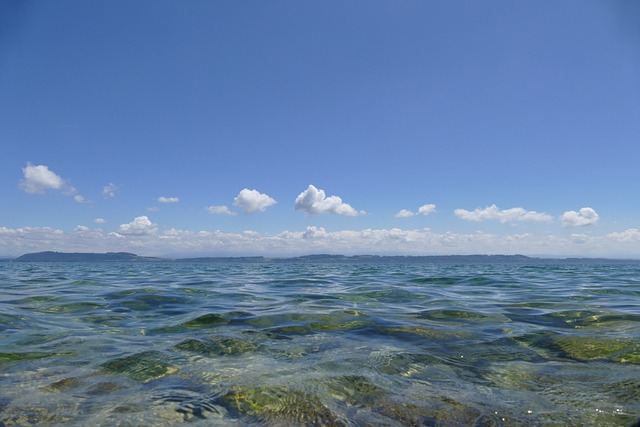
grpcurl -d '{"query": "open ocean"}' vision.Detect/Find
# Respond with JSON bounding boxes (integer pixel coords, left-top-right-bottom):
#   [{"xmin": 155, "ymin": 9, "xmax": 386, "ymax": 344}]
[{"xmin": 1, "ymin": 261, "xmax": 639, "ymax": 426}]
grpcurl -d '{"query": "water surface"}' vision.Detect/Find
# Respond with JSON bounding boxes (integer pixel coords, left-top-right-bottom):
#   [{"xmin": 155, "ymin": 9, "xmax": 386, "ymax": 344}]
[{"xmin": 1, "ymin": 261, "xmax": 639, "ymax": 426}]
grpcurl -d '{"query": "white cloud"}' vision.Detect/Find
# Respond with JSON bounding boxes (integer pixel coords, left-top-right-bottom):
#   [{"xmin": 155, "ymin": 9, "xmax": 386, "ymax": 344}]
[
  {"xmin": 294, "ymin": 185, "xmax": 364, "ymax": 216},
  {"xmin": 103, "ymin": 183, "xmax": 118, "ymax": 198},
  {"xmin": 19, "ymin": 163, "xmax": 66, "ymax": 194},
  {"xmin": 418, "ymin": 204, "xmax": 437, "ymax": 215},
  {"xmin": 455, "ymin": 204, "xmax": 553, "ymax": 223},
  {"xmin": 233, "ymin": 189, "xmax": 276, "ymax": 214},
  {"xmin": 3, "ymin": 223, "xmax": 640, "ymax": 258},
  {"xmin": 19, "ymin": 163, "xmax": 87, "ymax": 202},
  {"xmin": 158, "ymin": 196, "xmax": 179, "ymax": 203},
  {"xmin": 395, "ymin": 209, "xmax": 415, "ymax": 218},
  {"xmin": 397, "ymin": 204, "xmax": 436, "ymax": 218},
  {"xmin": 206, "ymin": 205, "xmax": 236, "ymax": 216},
  {"xmin": 117, "ymin": 216, "xmax": 158, "ymax": 235},
  {"xmin": 607, "ymin": 228, "xmax": 640, "ymax": 242},
  {"xmin": 94, "ymin": 218, "xmax": 107, "ymax": 224},
  {"xmin": 302, "ymin": 226, "xmax": 328, "ymax": 239},
  {"xmin": 560, "ymin": 207, "xmax": 599, "ymax": 227}
]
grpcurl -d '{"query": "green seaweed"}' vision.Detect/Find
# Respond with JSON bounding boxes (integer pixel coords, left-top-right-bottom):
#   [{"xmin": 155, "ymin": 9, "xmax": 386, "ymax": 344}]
[
  {"xmin": 375, "ymin": 325, "xmax": 471, "ymax": 343},
  {"xmin": 0, "ymin": 351, "xmax": 60, "ymax": 364},
  {"xmin": 221, "ymin": 385, "xmax": 346, "ymax": 426},
  {"xmin": 181, "ymin": 313, "xmax": 229, "ymax": 329},
  {"xmin": 516, "ymin": 332, "xmax": 640, "ymax": 363},
  {"xmin": 173, "ymin": 336, "xmax": 257, "ymax": 357},
  {"xmin": 325, "ymin": 375, "xmax": 387, "ymax": 405},
  {"xmin": 40, "ymin": 377, "xmax": 82, "ymax": 392},
  {"xmin": 100, "ymin": 350, "xmax": 177, "ymax": 382}
]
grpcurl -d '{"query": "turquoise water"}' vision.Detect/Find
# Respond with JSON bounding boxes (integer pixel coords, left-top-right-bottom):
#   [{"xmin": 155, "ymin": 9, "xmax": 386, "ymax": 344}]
[{"xmin": 0, "ymin": 261, "xmax": 639, "ymax": 426}]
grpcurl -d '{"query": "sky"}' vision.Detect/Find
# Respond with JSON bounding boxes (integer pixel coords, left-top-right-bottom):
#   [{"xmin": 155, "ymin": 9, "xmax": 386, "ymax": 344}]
[{"xmin": 1, "ymin": 0, "xmax": 640, "ymax": 258}]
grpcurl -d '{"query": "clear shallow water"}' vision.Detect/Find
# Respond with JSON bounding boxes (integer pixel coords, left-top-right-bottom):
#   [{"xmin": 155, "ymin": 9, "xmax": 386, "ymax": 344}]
[{"xmin": 0, "ymin": 261, "xmax": 639, "ymax": 426}]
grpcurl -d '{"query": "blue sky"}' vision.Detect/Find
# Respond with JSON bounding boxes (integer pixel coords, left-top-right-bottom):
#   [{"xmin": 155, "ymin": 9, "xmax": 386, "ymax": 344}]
[{"xmin": 1, "ymin": 1, "xmax": 640, "ymax": 257}]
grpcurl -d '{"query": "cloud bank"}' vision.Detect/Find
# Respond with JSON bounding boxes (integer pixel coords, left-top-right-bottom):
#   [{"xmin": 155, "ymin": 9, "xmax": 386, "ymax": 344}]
[
  {"xmin": 294, "ymin": 185, "xmax": 364, "ymax": 216},
  {"xmin": 455, "ymin": 205, "xmax": 553, "ymax": 223},
  {"xmin": 3, "ymin": 219, "xmax": 640, "ymax": 258}
]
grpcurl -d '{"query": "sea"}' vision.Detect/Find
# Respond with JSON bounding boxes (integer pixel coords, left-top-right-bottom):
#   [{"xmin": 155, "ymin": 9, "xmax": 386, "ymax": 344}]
[{"xmin": 0, "ymin": 260, "xmax": 639, "ymax": 426}]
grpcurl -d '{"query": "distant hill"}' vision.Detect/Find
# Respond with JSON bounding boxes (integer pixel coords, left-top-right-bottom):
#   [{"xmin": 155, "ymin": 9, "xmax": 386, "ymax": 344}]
[
  {"xmin": 9, "ymin": 251, "xmax": 640, "ymax": 264},
  {"xmin": 12, "ymin": 251, "xmax": 159, "ymax": 262}
]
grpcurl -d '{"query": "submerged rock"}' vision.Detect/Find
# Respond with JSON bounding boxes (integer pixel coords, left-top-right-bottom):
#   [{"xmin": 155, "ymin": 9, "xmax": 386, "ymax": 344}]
[
  {"xmin": 181, "ymin": 313, "xmax": 229, "ymax": 329},
  {"xmin": 173, "ymin": 336, "xmax": 258, "ymax": 357},
  {"xmin": 325, "ymin": 375, "xmax": 387, "ymax": 406},
  {"xmin": 220, "ymin": 385, "xmax": 346, "ymax": 426},
  {"xmin": 100, "ymin": 350, "xmax": 177, "ymax": 382},
  {"xmin": 515, "ymin": 332, "xmax": 640, "ymax": 363},
  {"xmin": 40, "ymin": 376, "xmax": 82, "ymax": 393}
]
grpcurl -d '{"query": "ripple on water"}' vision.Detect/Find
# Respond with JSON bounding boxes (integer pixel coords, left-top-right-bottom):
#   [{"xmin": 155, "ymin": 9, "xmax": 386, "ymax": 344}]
[{"xmin": 1, "ymin": 261, "xmax": 639, "ymax": 426}]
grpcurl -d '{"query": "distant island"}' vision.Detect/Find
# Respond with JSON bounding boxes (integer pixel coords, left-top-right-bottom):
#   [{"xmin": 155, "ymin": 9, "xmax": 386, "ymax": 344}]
[
  {"xmin": 12, "ymin": 251, "xmax": 162, "ymax": 262},
  {"xmin": 6, "ymin": 251, "xmax": 640, "ymax": 264}
]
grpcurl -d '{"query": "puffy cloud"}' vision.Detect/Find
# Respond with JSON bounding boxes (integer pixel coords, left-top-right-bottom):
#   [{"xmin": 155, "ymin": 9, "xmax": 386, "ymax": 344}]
[
  {"xmin": 158, "ymin": 196, "xmax": 179, "ymax": 203},
  {"xmin": 19, "ymin": 163, "xmax": 87, "ymax": 202},
  {"xmin": 455, "ymin": 204, "xmax": 553, "ymax": 223},
  {"xmin": 102, "ymin": 183, "xmax": 118, "ymax": 198},
  {"xmin": 395, "ymin": 209, "xmax": 415, "ymax": 218},
  {"xmin": 206, "ymin": 205, "xmax": 236, "ymax": 216},
  {"xmin": 397, "ymin": 204, "xmax": 437, "ymax": 218},
  {"xmin": 233, "ymin": 189, "xmax": 276, "ymax": 214},
  {"xmin": 94, "ymin": 218, "xmax": 107, "ymax": 224},
  {"xmin": 294, "ymin": 185, "xmax": 364, "ymax": 216},
  {"xmin": 19, "ymin": 163, "xmax": 65, "ymax": 194},
  {"xmin": 303, "ymin": 226, "xmax": 328, "ymax": 239},
  {"xmin": 560, "ymin": 207, "xmax": 599, "ymax": 227},
  {"xmin": 117, "ymin": 216, "xmax": 158, "ymax": 235},
  {"xmin": 418, "ymin": 204, "xmax": 437, "ymax": 215}
]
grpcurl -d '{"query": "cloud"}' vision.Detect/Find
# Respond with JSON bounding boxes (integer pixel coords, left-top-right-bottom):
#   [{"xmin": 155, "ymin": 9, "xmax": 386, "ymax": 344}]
[
  {"xmin": 102, "ymin": 183, "xmax": 118, "ymax": 198},
  {"xmin": 395, "ymin": 209, "xmax": 415, "ymax": 218},
  {"xmin": 607, "ymin": 228, "xmax": 640, "ymax": 242},
  {"xmin": 19, "ymin": 163, "xmax": 87, "ymax": 203},
  {"xmin": 117, "ymin": 216, "xmax": 158, "ymax": 235},
  {"xmin": 94, "ymin": 218, "xmax": 107, "ymax": 224},
  {"xmin": 397, "ymin": 204, "xmax": 437, "ymax": 218},
  {"xmin": 158, "ymin": 196, "xmax": 179, "ymax": 203},
  {"xmin": 206, "ymin": 205, "xmax": 236, "ymax": 216},
  {"xmin": 302, "ymin": 226, "xmax": 328, "ymax": 239},
  {"xmin": 560, "ymin": 207, "xmax": 599, "ymax": 227},
  {"xmin": 455, "ymin": 204, "xmax": 553, "ymax": 223},
  {"xmin": 3, "ymin": 222, "xmax": 640, "ymax": 258},
  {"xmin": 19, "ymin": 163, "xmax": 66, "ymax": 194},
  {"xmin": 294, "ymin": 185, "xmax": 364, "ymax": 216},
  {"xmin": 233, "ymin": 189, "xmax": 276, "ymax": 214},
  {"xmin": 418, "ymin": 204, "xmax": 437, "ymax": 215}
]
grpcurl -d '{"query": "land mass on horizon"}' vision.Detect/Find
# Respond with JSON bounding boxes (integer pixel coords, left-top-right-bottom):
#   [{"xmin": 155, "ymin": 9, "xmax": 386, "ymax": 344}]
[{"xmin": 6, "ymin": 251, "xmax": 640, "ymax": 264}]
